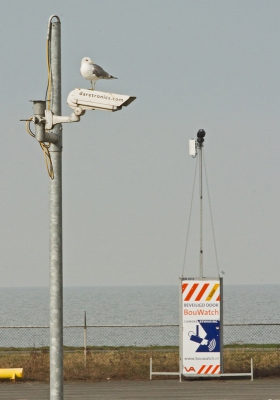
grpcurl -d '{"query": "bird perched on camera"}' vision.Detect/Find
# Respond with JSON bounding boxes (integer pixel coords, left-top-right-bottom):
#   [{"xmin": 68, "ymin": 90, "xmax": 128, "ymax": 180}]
[{"xmin": 80, "ymin": 57, "xmax": 117, "ymax": 90}]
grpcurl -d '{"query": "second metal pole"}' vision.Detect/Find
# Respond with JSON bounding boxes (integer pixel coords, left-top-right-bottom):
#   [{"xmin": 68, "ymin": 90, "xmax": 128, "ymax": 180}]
[
  {"xmin": 49, "ymin": 18, "xmax": 63, "ymax": 400},
  {"xmin": 196, "ymin": 129, "xmax": 206, "ymax": 278},
  {"xmin": 199, "ymin": 144, "xmax": 203, "ymax": 278}
]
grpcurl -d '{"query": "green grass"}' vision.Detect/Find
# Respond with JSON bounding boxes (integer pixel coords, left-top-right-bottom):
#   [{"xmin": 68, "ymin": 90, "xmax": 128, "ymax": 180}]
[
  {"xmin": 0, "ymin": 346, "xmax": 279, "ymax": 381},
  {"xmin": 224, "ymin": 343, "xmax": 280, "ymax": 349}
]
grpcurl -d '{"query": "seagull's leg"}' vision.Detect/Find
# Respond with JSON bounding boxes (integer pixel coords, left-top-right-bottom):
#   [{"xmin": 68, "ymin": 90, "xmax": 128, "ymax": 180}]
[{"xmin": 90, "ymin": 81, "xmax": 95, "ymax": 91}]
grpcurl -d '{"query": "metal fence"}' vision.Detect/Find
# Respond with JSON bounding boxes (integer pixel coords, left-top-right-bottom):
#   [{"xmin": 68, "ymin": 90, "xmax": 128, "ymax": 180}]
[
  {"xmin": 0, "ymin": 325, "xmax": 178, "ymax": 349},
  {"xmin": 1, "ymin": 324, "xmax": 280, "ymax": 348},
  {"xmin": 0, "ymin": 324, "xmax": 279, "ymax": 380}
]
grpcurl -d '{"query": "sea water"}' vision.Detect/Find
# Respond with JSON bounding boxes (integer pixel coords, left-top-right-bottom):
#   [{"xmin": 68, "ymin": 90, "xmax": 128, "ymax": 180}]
[{"xmin": 0, "ymin": 284, "xmax": 279, "ymax": 326}]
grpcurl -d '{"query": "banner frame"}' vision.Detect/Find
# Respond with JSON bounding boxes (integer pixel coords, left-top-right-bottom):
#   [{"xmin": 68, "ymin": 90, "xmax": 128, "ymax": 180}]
[{"xmin": 179, "ymin": 276, "xmax": 224, "ymax": 377}]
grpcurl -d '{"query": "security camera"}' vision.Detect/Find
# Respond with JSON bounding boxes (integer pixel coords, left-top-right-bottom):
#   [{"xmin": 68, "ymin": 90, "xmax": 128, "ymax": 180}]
[
  {"xmin": 197, "ymin": 129, "xmax": 206, "ymax": 145},
  {"xmin": 67, "ymin": 88, "xmax": 136, "ymax": 112},
  {"xmin": 41, "ymin": 88, "xmax": 136, "ymax": 130}
]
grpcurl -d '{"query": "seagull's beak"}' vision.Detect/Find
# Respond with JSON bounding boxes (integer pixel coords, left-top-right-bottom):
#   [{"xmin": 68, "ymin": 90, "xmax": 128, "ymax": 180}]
[{"xmin": 89, "ymin": 60, "xmax": 94, "ymax": 65}]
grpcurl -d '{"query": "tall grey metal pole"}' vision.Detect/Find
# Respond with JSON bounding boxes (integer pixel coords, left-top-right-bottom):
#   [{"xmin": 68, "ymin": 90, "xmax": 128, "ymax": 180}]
[
  {"xmin": 49, "ymin": 18, "xmax": 63, "ymax": 400},
  {"xmin": 196, "ymin": 129, "xmax": 206, "ymax": 278}
]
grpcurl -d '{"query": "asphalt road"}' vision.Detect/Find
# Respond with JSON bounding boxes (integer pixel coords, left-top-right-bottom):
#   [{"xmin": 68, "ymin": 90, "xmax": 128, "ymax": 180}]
[{"xmin": 0, "ymin": 379, "xmax": 280, "ymax": 399}]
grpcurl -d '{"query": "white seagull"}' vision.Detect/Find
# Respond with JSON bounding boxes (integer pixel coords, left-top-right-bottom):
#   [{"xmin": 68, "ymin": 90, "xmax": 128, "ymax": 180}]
[{"xmin": 80, "ymin": 57, "xmax": 117, "ymax": 90}]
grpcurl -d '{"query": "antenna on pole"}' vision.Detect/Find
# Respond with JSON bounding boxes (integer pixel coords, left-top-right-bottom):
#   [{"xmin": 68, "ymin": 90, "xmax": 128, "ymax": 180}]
[{"xmin": 189, "ymin": 129, "xmax": 206, "ymax": 278}]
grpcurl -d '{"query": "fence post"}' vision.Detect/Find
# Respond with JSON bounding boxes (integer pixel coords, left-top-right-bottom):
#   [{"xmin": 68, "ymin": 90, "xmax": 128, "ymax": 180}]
[{"xmin": 84, "ymin": 311, "xmax": 87, "ymax": 369}]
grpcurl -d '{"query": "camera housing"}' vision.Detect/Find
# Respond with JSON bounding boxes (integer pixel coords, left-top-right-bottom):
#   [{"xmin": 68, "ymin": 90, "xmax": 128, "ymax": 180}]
[{"xmin": 67, "ymin": 88, "xmax": 136, "ymax": 112}]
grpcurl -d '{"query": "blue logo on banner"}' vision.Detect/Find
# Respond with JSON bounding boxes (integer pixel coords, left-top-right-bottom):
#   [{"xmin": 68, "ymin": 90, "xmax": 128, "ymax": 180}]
[{"xmin": 189, "ymin": 320, "xmax": 220, "ymax": 352}]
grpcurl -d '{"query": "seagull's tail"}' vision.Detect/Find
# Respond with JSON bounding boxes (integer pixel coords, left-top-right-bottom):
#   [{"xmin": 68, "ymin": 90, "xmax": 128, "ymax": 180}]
[{"xmin": 109, "ymin": 75, "xmax": 117, "ymax": 79}]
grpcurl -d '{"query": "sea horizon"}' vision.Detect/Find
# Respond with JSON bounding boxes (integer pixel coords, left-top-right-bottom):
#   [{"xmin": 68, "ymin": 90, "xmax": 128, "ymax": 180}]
[{"xmin": 0, "ymin": 284, "xmax": 279, "ymax": 327}]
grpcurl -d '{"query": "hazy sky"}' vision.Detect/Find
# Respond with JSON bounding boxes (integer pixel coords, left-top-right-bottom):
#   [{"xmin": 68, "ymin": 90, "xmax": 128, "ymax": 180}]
[{"xmin": 1, "ymin": 0, "xmax": 280, "ymax": 287}]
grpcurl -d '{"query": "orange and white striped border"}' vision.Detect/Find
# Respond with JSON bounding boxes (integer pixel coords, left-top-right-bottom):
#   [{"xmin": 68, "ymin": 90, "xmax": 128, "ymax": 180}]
[
  {"xmin": 197, "ymin": 364, "xmax": 220, "ymax": 374},
  {"xmin": 182, "ymin": 282, "xmax": 220, "ymax": 302}
]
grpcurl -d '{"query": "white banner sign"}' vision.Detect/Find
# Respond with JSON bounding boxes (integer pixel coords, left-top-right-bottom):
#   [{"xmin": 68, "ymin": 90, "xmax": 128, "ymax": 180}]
[{"xmin": 181, "ymin": 279, "xmax": 221, "ymax": 375}]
